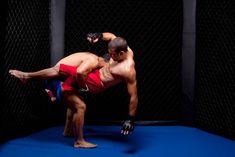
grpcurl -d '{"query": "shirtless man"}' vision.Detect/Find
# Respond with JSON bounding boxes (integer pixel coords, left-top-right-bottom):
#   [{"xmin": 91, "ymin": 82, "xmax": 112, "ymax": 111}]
[
  {"xmin": 9, "ymin": 52, "xmax": 106, "ymax": 90},
  {"xmin": 60, "ymin": 32, "xmax": 138, "ymax": 148},
  {"xmin": 9, "ymin": 32, "xmax": 138, "ymax": 149}
]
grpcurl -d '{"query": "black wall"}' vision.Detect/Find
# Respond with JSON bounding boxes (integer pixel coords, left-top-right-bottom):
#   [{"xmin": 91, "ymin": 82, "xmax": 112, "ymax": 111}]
[
  {"xmin": 64, "ymin": 0, "xmax": 183, "ymax": 122},
  {"xmin": 195, "ymin": 0, "xmax": 235, "ymax": 138}
]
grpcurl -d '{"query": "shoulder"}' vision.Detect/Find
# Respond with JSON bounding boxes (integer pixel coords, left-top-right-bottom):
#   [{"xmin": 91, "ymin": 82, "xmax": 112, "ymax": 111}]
[
  {"xmin": 127, "ymin": 47, "xmax": 134, "ymax": 57},
  {"xmin": 123, "ymin": 59, "xmax": 136, "ymax": 83}
]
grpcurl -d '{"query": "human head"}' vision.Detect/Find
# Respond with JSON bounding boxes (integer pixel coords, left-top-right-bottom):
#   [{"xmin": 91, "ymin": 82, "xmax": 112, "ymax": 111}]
[{"xmin": 108, "ymin": 37, "xmax": 128, "ymax": 61}]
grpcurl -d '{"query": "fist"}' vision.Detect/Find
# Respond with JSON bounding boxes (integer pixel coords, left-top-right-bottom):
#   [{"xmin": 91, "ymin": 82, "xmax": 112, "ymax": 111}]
[
  {"xmin": 86, "ymin": 33, "xmax": 103, "ymax": 43},
  {"xmin": 121, "ymin": 119, "xmax": 134, "ymax": 135}
]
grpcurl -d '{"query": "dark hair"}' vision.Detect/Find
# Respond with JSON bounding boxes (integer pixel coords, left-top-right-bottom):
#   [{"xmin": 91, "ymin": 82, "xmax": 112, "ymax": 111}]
[{"xmin": 108, "ymin": 37, "xmax": 128, "ymax": 54}]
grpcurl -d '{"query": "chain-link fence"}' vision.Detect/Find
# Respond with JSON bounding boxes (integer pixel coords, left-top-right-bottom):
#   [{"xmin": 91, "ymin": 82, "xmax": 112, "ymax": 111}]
[
  {"xmin": 195, "ymin": 0, "xmax": 235, "ymax": 138},
  {"xmin": 0, "ymin": 0, "xmax": 56, "ymax": 141},
  {"xmin": 65, "ymin": 0, "xmax": 183, "ymax": 122}
]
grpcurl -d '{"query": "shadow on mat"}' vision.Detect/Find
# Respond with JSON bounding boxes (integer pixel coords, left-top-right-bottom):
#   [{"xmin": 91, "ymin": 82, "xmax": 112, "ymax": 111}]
[
  {"xmin": 25, "ymin": 126, "xmax": 151, "ymax": 153},
  {"xmin": 84, "ymin": 127, "xmax": 149, "ymax": 154}
]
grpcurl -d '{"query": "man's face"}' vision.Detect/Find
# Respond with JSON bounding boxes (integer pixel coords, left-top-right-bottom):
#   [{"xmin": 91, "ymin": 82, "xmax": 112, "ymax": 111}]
[{"xmin": 108, "ymin": 48, "xmax": 121, "ymax": 61}]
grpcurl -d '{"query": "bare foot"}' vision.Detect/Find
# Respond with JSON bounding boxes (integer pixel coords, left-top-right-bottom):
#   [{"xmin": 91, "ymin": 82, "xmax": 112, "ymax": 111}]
[
  {"xmin": 74, "ymin": 141, "xmax": 97, "ymax": 148},
  {"xmin": 9, "ymin": 69, "xmax": 28, "ymax": 83}
]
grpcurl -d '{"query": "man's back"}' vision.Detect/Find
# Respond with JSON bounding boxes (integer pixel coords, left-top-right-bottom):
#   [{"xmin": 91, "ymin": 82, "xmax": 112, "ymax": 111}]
[{"xmin": 56, "ymin": 52, "xmax": 99, "ymax": 67}]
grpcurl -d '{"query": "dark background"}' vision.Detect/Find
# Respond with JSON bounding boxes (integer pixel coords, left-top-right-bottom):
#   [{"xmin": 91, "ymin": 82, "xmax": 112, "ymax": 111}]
[
  {"xmin": 0, "ymin": 0, "xmax": 234, "ymax": 142},
  {"xmin": 195, "ymin": 0, "xmax": 235, "ymax": 138},
  {"xmin": 64, "ymin": 0, "xmax": 183, "ymax": 122},
  {"xmin": 0, "ymin": 0, "xmax": 65, "ymax": 141}
]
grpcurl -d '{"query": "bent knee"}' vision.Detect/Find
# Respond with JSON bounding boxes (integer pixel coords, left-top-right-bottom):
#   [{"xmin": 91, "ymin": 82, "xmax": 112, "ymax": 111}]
[
  {"xmin": 70, "ymin": 102, "xmax": 86, "ymax": 112},
  {"xmin": 77, "ymin": 103, "xmax": 86, "ymax": 111}
]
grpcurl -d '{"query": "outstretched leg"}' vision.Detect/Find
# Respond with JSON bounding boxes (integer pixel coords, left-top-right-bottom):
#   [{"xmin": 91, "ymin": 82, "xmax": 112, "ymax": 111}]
[
  {"xmin": 9, "ymin": 66, "xmax": 61, "ymax": 83},
  {"xmin": 63, "ymin": 90, "xmax": 97, "ymax": 148}
]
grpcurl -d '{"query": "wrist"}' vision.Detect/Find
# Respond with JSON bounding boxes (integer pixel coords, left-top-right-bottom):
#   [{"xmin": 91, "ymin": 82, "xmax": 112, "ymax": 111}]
[
  {"xmin": 97, "ymin": 32, "xmax": 103, "ymax": 40},
  {"xmin": 99, "ymin": 33, "xmax": 103, "ymax": 40},
  {"xmin": 128, "ymin": 115, "xmax": 135, "ymax": 122}
]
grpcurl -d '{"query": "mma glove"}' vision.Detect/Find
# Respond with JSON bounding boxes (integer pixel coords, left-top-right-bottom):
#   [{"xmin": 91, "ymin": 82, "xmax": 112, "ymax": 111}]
[
  {"xmin": 86, "ymin": 32, "xmax": 103, "ymax": 42},
  {"xmin": 121, "ymin": 115, "xmax": 135, "ymax": 135}
]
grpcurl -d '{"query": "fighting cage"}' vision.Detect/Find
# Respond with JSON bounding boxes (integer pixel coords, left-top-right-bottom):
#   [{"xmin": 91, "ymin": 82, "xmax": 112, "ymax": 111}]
[
  {"xmin": 0, "ymin": 0, "xmax": 57, "ymax": 141},
  {"xmin": 64, "ymin": 0, "xmax": 183, "ymax": 122},
  {"xmin": 195, "ymin": 0, "xmax": 235, "ymax": 138}
]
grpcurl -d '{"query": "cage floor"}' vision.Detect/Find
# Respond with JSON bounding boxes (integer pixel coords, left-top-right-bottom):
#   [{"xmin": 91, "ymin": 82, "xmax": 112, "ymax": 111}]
[{"xmin": 1, "ymin": 125, "xmax": 234, "ymax": 157}]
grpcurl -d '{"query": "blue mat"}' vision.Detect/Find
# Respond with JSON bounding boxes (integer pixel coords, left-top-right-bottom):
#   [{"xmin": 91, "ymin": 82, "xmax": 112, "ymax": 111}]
[{"xmin": 1, "ymin": 126, "xmax": 234, "ymax": 157}]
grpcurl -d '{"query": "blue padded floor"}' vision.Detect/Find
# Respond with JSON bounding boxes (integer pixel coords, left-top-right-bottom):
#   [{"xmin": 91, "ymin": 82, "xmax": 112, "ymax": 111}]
[{"xmin": 1, "ymin": 126, "xmax": 235, "ymax": 157}]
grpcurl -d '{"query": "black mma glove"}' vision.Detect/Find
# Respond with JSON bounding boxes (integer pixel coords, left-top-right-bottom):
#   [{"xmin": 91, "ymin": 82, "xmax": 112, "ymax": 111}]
[
  {"xmin": 121, "ymin": 115, "xmax": 135, "ymax": 135},
  {"xmin": 86, "ymin": 32, "xmax": 103, "ymax": 43}
]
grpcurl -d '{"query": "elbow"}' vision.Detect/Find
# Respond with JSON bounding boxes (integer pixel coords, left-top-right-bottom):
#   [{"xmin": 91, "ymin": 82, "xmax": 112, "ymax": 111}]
[
  {"xmin": 103, "ymin": 32, "xmax": 117, "ymax": 41},
  {"xmin": 76, "ymin": 68, "xmax": 89, "ymax": 77}
]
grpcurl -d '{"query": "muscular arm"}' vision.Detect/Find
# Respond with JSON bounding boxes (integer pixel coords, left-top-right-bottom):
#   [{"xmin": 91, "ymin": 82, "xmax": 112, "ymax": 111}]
[
  {"xmin": 76, "ymin": 61, "xmax": 94, "ymax": 78},
  {"xmin": 101, "ymin": 32, "xmax": 117, "ymax": 41},
  {"xmin": 121, "ymin": 69, "xmax": 138, "ymax": 135},
  {"xmin": 75, "ymin": 60, "xmax": 98, "ymax": 89},
  {"xmin": 126, "ymin": 69, "xmax": 138, "ymax": 116},
  {"xmin": 127, "ymin": 80, "xmax": 138, "ymax": 116}
]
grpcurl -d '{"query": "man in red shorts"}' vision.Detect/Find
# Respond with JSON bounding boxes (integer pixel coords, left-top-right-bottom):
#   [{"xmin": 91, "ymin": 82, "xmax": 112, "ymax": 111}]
[
  {"xmin": 60, "ymin": 32, "xmax": 138, "ymax": 148},
  {"xmin": 9, "ymin": 32, "xmax": 138, "ymax": 148}
]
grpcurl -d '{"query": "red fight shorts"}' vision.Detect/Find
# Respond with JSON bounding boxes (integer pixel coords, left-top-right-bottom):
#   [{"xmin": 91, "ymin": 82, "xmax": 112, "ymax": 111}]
[{"xmin": 59, "ymin": 64, "xmax": 105, "ymax": 94}]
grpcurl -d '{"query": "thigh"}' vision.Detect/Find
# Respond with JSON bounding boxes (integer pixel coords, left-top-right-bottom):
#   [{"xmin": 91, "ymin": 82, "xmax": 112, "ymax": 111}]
[{"xmin": 62, "ymin": 90, "xmax": 85, "ymax": 111}]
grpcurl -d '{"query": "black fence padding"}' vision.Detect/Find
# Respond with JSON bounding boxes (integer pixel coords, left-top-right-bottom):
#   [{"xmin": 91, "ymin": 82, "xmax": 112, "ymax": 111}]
[
  {"xmin": 65, "ymin": 0, "xmax": 183, "ymax": 122},
  {"xmin": 195, "ymin": 0, "xmax": 235, "ymax": 139},
  {"xmin": 0, "ymin": 0, "xmax": 63, "ymax": 142}
]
